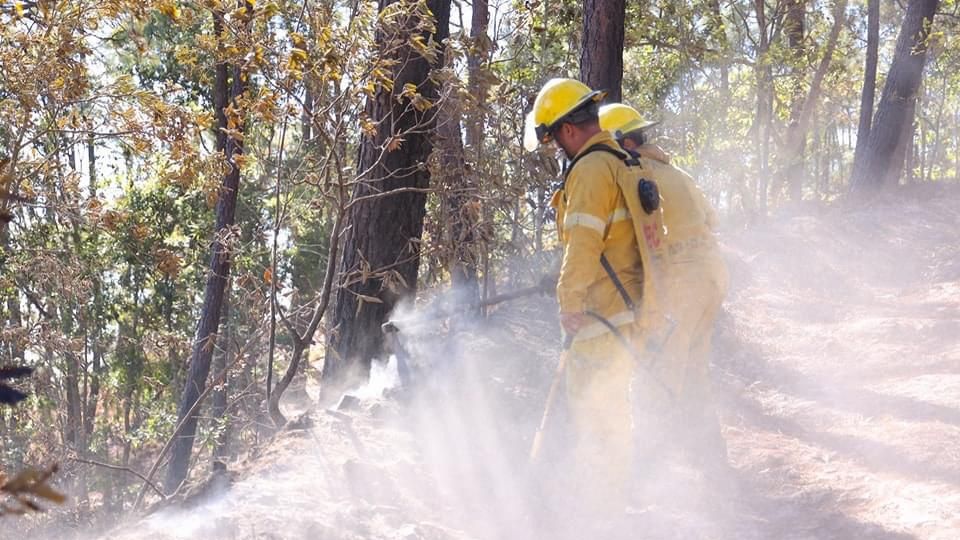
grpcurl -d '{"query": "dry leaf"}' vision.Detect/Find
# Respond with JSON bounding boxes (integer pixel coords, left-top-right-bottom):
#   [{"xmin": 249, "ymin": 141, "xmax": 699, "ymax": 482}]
[{"xmin": 385, "ymin": 136, "xmax": 404, "ymax": 152}]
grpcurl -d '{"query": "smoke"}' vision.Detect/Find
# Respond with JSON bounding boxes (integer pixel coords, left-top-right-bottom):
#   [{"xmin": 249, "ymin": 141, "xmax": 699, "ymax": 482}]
[
  {"xmin": 27, "ymin": 189, "xmax": 960, "ymax": 539},
  {"xmin": 116, "ymin": 292, "xmax": 737, "ymax": 539}
]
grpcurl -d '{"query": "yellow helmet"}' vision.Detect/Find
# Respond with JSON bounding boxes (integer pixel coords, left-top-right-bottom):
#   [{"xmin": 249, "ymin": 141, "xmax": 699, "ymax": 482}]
[
  {"xmin": 598, "ymin": 103, "xmax": 659, "ymax": 140},
  {"xmin": 523, "ymin": 78, "xmax": 607, "ymax": 151}
]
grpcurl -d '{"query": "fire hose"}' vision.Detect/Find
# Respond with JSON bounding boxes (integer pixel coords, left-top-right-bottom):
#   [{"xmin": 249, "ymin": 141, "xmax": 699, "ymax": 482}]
[{"xmin": 528, "ymin": 310, "xmax": 677, "ymax": 465}]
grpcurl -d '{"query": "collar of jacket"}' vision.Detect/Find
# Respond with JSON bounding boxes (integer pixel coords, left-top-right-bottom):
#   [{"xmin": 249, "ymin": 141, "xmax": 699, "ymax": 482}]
[
  {"xmin": 635, "ymin": 144, "xmax": 671, "ymax": 165},
  {"xmin": 573, "ymin": 131, "xmax": 624, "ymax": 160}
]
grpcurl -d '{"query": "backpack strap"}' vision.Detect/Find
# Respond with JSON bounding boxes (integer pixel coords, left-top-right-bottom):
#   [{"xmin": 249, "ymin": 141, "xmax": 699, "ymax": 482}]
[
  {"xmin": 562, "ymin": 143, "xmax": 639, "ymax": 185},
  {"xmin": 561, "ymin": 143, "xmax": 642, "ymax": 312}
]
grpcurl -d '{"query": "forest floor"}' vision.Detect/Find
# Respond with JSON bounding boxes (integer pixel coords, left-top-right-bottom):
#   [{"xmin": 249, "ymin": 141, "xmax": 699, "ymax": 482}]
[{"xmin": 40, "ymin": 185, "xmax": 960, "ymax": 539}]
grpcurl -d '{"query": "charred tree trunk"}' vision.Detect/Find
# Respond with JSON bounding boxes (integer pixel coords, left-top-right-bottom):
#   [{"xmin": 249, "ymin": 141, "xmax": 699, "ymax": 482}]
[
  {"xmin": 579, "ymin": 0, "xmax": 625, "ymax": 101},
  {"xmin": 849, "ymin": 0, "xmax": 939, "ymax": 192},
  {"xmin": 165, "ymin": 7, "xmax": 248, "ymax": 492},
  {"xmin": 326, "ymin": 0, "xmax": 451, "ymax": 382}
]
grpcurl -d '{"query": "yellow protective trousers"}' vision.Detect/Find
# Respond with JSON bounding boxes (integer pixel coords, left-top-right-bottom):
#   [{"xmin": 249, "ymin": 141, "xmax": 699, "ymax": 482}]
[
  {"xmin": 656, "ymin": 242, "xmax": 729, "ymax": 466},
  {"xmin": 565, "ymin": 324, "xmax": 636, "ymax": 520}
]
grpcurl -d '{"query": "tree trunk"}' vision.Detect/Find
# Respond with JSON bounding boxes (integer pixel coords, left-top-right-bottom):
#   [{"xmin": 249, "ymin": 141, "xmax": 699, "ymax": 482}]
[
  {"xmin": 776, "ymin": 0, "xmax": 806, "ymax": 205},
  {"xmin": 929, "ymin": 77, "xmax": 948, "ymax": 181},
  {"xmin": 211, "ymin": 297, "xmax": 231, "ymax": 461},
  {"xmin": 785, "ymin": 0, "xmax": 806, "ymax": 133},
  {"xmin": 465, "ymin": 0, "xmax": 489, "ymax": 153},
  {"xmin": 849, "ymin": 0, "xmax": 939, "ymax": 192},
  {"xmin": 439, "ymin": 114, "xmax": 480, "ymax": 312},
  {"xmin": 302, "ymin": 85, "xmax": 313, "ymax": 144},
  {"xmin": 813, "ymin": 106, "xmax": 824, "ymax": 197},
  {"xmin": 707, "ymin": 0, "xmax": 732, "ymax": 204},
  {"xmin": 903, "ymin": 101, "xmax": 917, "ymax": 183},
  {"xmin": 65, "ymin": 345, "xmax": 81, "ymax": 450},
  {"xmin": 953, "ymin": 107, "xmax": 960, "ymax": 182},
  {"xmin": 825, "ymin": 120, "xmax": 834, "ymax": 192},
  {"xmin": 2, "ymin": 227, "xmax": 22, "ymax": 364},
  {"xmin": 84, "ymin": 132, "xmax": 102, "ymax": 445},
  {"xmin": 326, "ymin": 0, "xmax": 451, "ymax": 382},
  {"xmin": 579, "ymin": 0, "xmax": 625, "ymax": 101},
  {"xmin": 534, "ymin": 185, "xmax": 545, "ymax": 254},
  {"xmin": 852, "ymin": 0, "xmax": 880, "ymax": 173},
  {"xmin": 785, "ymin": 0, "xmax": 805, "ymax": 55},
  {"xmin": 707, "ymin": 0, "xmax": 728, "ymax": 85},
  {"xmin": 919, "ymin": 98, "xmax": 928, "ymax": 182},
  {"xmin": 440, "ymin": 0, "xmax": 486, "ymax": 315},
  {"xmin": 448, "ymin": 0, "xmax": 489, "ymax": 310},
  {"xmin": 754, "ymin": 0, "xmax": 773, "ymax": 215},
  {"xmin": 777, "ymin": 0, "xmax": 846, "ymax": 202},
  {"xmin": 165, "ymin": 8, "xmax": 247, "ymax": 492}
]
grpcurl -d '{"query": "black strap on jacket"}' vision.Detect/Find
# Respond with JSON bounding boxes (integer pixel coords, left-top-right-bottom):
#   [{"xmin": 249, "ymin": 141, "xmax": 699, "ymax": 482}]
[
  {"xmin": 561, "ymin": 143, "xmax": 640, "ymax": 186},
  {"xmin": 600, "ymin": 254, "xmax": 636, "ymax": 311}
]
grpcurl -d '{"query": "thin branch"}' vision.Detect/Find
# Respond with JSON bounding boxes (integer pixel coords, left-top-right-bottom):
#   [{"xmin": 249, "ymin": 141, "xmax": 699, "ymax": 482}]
[
  {"xmin": 69, "ymin": 457, "xmax": 166, "ymax": 501},
  {"xmin": 132, "ymin": 349, "xmax": 246, "ymax": 512},
  {"xmin": 273, "ymin": 297, "xmax": 303, "ymax": 348},
  {"xmin": 16, "ymin": 281, "xmax": 50, "ymax": 319},
  {"xmin": 268, "ymin": 210, "xmax": 345, "ymax": 426},
  {"xmin": 345, "ymin": 186, "xmax": 436, "ymax": 208}
]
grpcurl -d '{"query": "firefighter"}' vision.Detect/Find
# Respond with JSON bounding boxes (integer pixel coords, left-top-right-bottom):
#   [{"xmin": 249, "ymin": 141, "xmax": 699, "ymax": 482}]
[
  {"xmin": 599, "ymin": 103, "xmax": 732, "ymax": 478},
  {"xmin": 524, "ymin": 79, "xmax": 671, "ymax": 524}
]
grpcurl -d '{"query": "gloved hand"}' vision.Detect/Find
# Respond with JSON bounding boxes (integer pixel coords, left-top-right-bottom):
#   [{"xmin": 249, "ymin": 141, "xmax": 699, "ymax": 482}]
[{"xmin": 559, "ymin": 311, "xmax": 588, "ymax": 335}]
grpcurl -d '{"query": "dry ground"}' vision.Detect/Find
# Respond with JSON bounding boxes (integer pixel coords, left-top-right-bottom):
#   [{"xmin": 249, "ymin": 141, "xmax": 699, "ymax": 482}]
[{"xmin": 715, "ymin": 187, "xmax": 960, "ymax": 540}]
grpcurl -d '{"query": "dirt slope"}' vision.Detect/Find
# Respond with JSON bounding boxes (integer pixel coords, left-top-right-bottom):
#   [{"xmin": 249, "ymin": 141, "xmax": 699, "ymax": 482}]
[{"xmin": 717, "ymin": 187, "xmax": 960, "ymax": 540}]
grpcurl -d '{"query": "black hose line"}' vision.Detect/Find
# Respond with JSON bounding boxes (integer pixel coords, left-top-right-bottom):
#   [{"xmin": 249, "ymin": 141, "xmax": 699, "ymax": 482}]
[{"xmin": 581, "ymin": 310, "xmax": 676, "ymax": 402}]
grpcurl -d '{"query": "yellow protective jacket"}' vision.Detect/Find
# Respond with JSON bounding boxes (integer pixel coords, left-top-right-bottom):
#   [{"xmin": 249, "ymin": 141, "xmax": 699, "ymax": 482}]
[
  {"xmin": 550, "ymin": 132, "xmax": 667, "ymax": 342},
  {"xmin": 634, "ymin": 148, "xmax": 719, "ymax": 256},
  {"xmin": 632, "ymin": 146, "xmax": 729, "ymax": 420}
]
